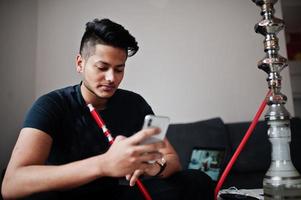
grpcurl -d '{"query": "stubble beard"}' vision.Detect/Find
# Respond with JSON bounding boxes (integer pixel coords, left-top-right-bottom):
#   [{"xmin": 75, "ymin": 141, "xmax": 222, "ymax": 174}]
[{"xmin": 82, "ymin": 81, "xmax": 111, "ymax": 101}]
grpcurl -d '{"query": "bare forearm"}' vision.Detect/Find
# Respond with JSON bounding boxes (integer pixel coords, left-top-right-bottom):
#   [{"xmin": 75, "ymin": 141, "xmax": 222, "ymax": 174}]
[
  {"xmin": 157, "ymin": 138, "xmax": 182, "ymax": 178},
  {"xmin": 2, "ymin": 155, "xmax": 105, "ymax": 199},
  {"xmin": 160, "ymin": 154, "xmax": 182, "ymax": 178}
]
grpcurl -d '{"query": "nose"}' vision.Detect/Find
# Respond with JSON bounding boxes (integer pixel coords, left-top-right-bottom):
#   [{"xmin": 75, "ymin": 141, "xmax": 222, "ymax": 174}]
[{"xmin": 105, "ymin": 69, "xmax": 115, "ymax": 82}]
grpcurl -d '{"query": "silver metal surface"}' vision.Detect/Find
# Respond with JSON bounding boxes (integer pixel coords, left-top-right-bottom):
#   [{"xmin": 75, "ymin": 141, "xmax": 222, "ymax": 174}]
[{"xmin": 252, "ymin": 0, "xmax": 301, "ymax": 199}]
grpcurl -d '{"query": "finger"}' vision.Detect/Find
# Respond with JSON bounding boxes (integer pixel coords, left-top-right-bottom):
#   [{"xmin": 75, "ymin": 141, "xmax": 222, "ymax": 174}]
[
  {"xmin": 139, "ymin": 162, "xmax": 151, "ymax": 171},
  {"xmin": 125, "ymin": 141, "xmax": 165, "ymax": 159},
  {"xmin": 132, "ymin": 141, "xmax": 165, "ymax": 153},
  {"xmin": 125, "ymin": 174, "xmax": 131, "ymax": 181},
  {"xmin": 130, "ymin": 170, "xmax": 144, "ymax": 186},
  {"xmin": 138, "ymin": 151, "xmax": 163, "ymax": 163},
  {"xmin": 144, "ymin": 162, "xmax": 156, "ymax": 174},
  {"xmin": 128, "ymin": 128, "xmax": 160, "ymax": 145}
]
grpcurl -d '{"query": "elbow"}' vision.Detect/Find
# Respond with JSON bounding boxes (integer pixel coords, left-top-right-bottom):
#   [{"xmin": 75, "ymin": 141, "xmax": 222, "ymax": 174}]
[
  {"xmin": 1, "ymin": 175, "xmax": 21, "ymax": 200},
  {"xmin": 173, "ymin": 154, "xmax": 182, "ymax": 172},
  {"xmin": 163, "ymin": 156, "xmax": 182, "ymax": 178},
  {"xmin": 1, "ymin": 178, "xmax": 11, "ymax": 200},
  {"xmin": 175, "ymin": 158, "xmax": 182, "ymax": 172}
]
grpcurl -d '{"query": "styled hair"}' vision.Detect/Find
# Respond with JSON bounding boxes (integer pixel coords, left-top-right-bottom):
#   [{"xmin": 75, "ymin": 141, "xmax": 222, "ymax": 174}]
[{"xmin": 79, "ymin": 18, "xmax": 139, "ymax": 59}]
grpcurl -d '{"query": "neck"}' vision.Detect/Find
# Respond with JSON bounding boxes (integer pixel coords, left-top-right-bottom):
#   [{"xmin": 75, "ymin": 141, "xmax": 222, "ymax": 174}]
[{"xmin": 80, "ymin": 82, "xmax": 108, "ymax": 110}]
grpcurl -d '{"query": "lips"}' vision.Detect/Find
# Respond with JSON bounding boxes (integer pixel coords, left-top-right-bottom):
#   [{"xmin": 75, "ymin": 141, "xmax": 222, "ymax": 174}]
[{"xmin": 100, "ymin": 85, "xmax": 115, "ymax": 92}]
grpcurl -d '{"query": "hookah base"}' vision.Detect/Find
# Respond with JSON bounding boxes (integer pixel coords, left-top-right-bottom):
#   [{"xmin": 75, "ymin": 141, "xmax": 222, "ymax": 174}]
[{"xmin": 264, "ymin": 184, "xmax": 301, "ymax": 200}]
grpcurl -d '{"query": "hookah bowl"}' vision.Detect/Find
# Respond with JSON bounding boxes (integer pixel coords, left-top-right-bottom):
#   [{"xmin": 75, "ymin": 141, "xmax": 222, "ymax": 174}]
[{"xmin": 252, "ymin": 0, "xmax": 301, "ymax": 199}]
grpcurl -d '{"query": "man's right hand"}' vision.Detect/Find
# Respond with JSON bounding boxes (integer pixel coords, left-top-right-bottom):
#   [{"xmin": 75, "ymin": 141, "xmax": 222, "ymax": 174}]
[{"xmin": 100, "ymin": 127, "xmax": 165, "ymax": 177}]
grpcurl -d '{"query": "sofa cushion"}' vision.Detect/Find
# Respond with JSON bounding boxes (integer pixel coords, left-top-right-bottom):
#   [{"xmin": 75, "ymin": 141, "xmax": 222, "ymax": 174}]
[
  {"xmin": 228, "ymin": 118, "xmax": 301, "ymax": 173},
  {"xmin": 166, "ymin": 118, "xmax": 229, "ymax": 169},
  {"xmin": 226, "ymin": 120, "xmax": 271, "ymax": 172}
]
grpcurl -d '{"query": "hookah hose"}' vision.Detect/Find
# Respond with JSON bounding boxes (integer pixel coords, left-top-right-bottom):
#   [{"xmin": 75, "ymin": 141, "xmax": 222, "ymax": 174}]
[
  {"xmin": 214, "ymin": 90, "xmax": 271, "ymax": 200},
  {"xmin": 87, "ymin": 104, "xmax": 152, "ymax": 200}
]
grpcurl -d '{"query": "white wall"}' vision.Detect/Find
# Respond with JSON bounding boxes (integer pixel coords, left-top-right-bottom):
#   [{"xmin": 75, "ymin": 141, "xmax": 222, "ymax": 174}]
[
  {"xmin": 0, "ymin": 0, "xmax": 294, "ymax": 170},
  {"xmin": 35, "ymin": 0, "xmax": 294, "ymax": 123},
  {"xmin": 0, "ymin": 0, "xmax": 37, "ymax": 170}
]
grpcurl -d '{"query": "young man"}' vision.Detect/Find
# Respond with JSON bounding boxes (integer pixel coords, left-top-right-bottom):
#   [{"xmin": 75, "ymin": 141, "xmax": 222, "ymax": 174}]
[{"xmin": 1, "ymin": 19, "xmax": 213, "ymax": 199}]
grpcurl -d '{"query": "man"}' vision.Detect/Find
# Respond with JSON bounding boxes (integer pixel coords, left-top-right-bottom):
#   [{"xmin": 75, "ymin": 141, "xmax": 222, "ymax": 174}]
[{"xmin": 1, "ymin": 18, "xmax": 213, "ymax": 199}]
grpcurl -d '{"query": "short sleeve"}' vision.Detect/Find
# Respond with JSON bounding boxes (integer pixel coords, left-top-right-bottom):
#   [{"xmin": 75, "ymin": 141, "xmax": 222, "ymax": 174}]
[{"xmin": 23, "ymin": 93, "xmax": 63, "ymax": 138}]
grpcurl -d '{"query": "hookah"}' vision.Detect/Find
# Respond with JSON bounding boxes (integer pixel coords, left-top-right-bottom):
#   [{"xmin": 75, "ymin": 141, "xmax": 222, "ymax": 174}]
[
  {"xmin": 252, "ymin": 0, "xmax": 301, "ymax": 199},
  {"xmin": 215, "ymin": 0, "xmax": 301, "ymax": 199}
]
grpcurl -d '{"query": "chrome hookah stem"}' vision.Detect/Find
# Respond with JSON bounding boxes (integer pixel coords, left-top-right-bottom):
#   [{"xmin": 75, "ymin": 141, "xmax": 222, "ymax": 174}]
[{"xmin": 252, "ymin": 0, "xmax": 301, "ymax": 199}]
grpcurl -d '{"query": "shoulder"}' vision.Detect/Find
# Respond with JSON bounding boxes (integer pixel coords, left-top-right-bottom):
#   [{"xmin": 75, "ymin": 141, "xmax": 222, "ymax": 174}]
[
  {"xmin": 35, "ymin": 85, "xmax": 79, "ymax": 107},
  {"xmin": 27, "ymin": 84, "xmax": 82, "ymax": 119},
  {"xmin": 23, "ymin": 84, "xmax": 81, "ymax": 136},
  {"xmin": 42, "ymin": 85, "xmax": 78, "ymax": 100}
]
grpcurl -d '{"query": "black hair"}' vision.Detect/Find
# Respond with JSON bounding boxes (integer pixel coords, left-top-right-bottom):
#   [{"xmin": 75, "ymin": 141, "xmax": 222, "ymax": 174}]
[{"xmin": 79, "ymin": 18, "xmax": 139, "ymax": 59}]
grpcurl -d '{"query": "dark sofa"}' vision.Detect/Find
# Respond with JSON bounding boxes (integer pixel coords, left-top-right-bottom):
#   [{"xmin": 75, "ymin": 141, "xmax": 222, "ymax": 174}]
[{"xmin": 166, "ymin": 117, "xmax": 301, "ymax": 189}]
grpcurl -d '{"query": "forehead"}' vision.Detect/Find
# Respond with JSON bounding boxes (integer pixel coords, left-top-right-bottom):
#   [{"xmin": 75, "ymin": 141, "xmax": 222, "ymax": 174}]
[{"xmin": 87, "ymin": 44, "xmax": 127, "ymax": 65}]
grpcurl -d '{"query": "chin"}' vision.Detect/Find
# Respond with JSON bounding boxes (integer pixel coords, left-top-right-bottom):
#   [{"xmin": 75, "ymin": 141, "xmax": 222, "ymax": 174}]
[{"xmin": 97, "ymin": 91, "xmax": 116, "ymax": 99}]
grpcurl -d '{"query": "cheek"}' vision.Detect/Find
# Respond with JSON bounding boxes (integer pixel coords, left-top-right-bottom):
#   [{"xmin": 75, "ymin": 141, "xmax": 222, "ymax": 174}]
[
  {"xmin": 85, "ymin": 69, "xmax": 105, "ymax": 81},
  {"xmin": 116, "ymin": 73, "xmax": 124, "ymax": 83}
]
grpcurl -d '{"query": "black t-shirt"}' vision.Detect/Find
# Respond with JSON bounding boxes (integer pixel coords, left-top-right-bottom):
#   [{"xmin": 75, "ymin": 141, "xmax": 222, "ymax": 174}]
[{"xmin": 22, "ymin": 83, "xmax": 154, "ymax": 197}]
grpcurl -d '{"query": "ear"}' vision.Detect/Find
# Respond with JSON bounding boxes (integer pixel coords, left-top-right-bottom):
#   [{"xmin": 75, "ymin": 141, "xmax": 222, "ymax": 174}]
[{"xmin": 76, "ymin": 54, "xmax": 84, "ymax": 73}]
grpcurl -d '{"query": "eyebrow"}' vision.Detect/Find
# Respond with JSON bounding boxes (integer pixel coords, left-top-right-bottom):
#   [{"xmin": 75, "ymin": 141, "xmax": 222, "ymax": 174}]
[{"xmin": 95, "ymin": 60, "xmax": 125, "ymax": 68}]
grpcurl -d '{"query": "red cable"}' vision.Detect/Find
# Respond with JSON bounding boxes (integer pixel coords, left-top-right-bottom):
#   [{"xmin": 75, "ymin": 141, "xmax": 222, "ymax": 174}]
[
  {"xmin": 87, "ymin": 104, "xmax": 152, "ymax": 200},
  {"xmin": 214, "ymin": 90, "xmax": 271, "ymax": 200}
]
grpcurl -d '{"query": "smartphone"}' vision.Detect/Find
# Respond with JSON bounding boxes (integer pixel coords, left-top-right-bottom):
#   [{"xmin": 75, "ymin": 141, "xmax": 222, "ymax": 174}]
[{"xmin": 140, "ymin": 115, "xmax": 170, "ymax": 145}]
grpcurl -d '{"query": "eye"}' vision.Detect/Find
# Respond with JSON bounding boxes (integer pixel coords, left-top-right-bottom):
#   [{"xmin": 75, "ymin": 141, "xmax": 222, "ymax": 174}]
[
  {"xmin": 96, "ymin": 65, "xmax": 108, "ymax": 72},
  {"xmin": 115, "ymin": 68, "xmax": 124, "ymax": 73}
]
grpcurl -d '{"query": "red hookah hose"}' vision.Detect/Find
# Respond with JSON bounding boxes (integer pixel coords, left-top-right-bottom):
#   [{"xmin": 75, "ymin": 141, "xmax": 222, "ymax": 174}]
[
  {"xmin": 214, "ymin": 90, "xmax": 271, "ymax": 200},
  {"xmin": 87, "ymin": 104, "xmax": 152, "ymax": 200}
]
